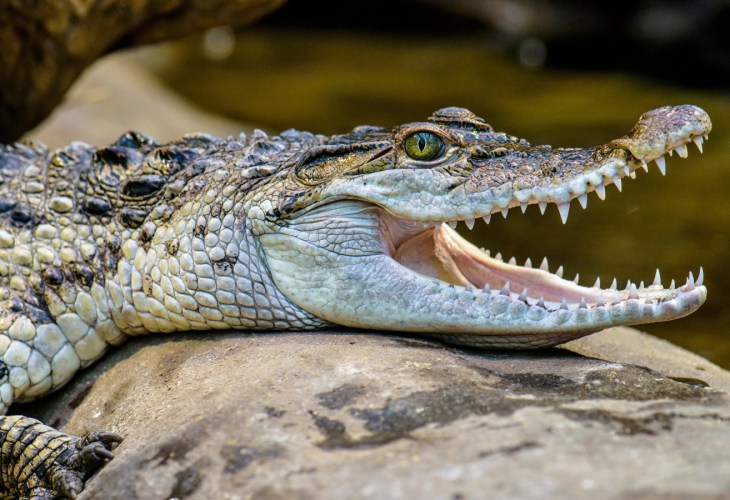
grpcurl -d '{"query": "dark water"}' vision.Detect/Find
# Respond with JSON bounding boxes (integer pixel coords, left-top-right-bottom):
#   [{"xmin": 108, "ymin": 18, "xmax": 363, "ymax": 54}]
[{"xmin": 148, "ymin": 29, "xmax": 730, "ymax": 368}]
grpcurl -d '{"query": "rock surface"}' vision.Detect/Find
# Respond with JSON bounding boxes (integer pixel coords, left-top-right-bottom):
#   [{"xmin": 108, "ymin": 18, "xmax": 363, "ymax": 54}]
[{"xmin": 20, "ymin": 327, "xmax": 730, "ymax": 499}]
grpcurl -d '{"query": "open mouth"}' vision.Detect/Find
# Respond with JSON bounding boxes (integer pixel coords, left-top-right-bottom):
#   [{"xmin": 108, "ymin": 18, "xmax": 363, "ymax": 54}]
[
  {"xmin": 266, "ymin": 104, "xmax": 710, "ymax": 346},
  {"xmin": 391, "ymin": 132, "xmax": 707, "ymax": 315}
]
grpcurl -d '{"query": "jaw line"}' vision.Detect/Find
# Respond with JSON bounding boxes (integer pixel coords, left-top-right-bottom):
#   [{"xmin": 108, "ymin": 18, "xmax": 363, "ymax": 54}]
[{"xmin": 390, "ymin": 219, "xmax": 704, "ymax": 313}]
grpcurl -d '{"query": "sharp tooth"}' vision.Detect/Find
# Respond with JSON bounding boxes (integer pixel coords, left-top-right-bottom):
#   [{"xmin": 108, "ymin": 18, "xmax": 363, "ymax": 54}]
[
  {"xmin": 595, "ymin": 184, "xmax": 606, "ymax": 200},
  {"xmin": 686, "ymin": 271, "xmax": 696, "ymax": 290},
  {"xmin": 573, "ymin": 273, "xmax": 580, "ymax": 284},
  {"xmin": 519, "ymin": 289, "xmax": 528, "ymax": 302},
  {"xmin": 578, "ymin": 194, "xmax": 588, "ymax": 209},
  {"xmin": 697, "ymin": 267, "xmax": 704, "ymax": 286},
  {"xmin": 613, "ymin": 176, "xmax": 622, "ymax": 192},
  {"xmin": 704, "ymin": 134, "xmax": 709, "ymax": 141},
  {"xmin": 653, "ymin": 269, "xmax": 662, "ymax": 287},
  {"xmin": 593, "ymin": 277, "xmax": 601, "ymax": 288},
  {"xmin": 524, "ymin": 257, "xmax": 532, "ymax": 268},
  {"xmin": 655, "ymin": 156, "xmax": 666, "ymax": 175},
  {"xmin": 641, "ymin": 161, "xmax": 649, "ymax": 173},
  {"xmin": 675, "ymin": 144, "xmax": 688, "ymax": 158},
  {"xmin": 448, "ymin": 221, "xmax": 457, "ymax": 229},
  {"xmin": 538, "ymin": 202, "xmax": 547, "ymax": 214},
  {"xmin": 537, "ymin": 297, "xmax": 546, "ymax": 308},
  {"xmin": 540, "ymin": 257, "xmax": 549, "ymax": 272},
  {"xmin": 625, "ymin": 280, "xmax": 632, "ymax": 291},
  {"xmin": 501, "ymin": 281, "xmax": 511, "ymax": 296},
  {"xmin": 465, "ymin": 283, "xmax": 473, "ymax": 292},
  {"xmin": 560, "ymin": 298, "xmax": 568, "ymax": 310},
  {"xmin": 508, "ymin": 256, "xmax": 516, "ymax": 266},
  {"xmin": 496, "ymin": 252, "xmax": 503, "ymax": 261},
  {"xmin": 579, "ymin": 297, "xmax": 587, "ymax": 309},
  {"xmin": 668, "ymin": 149, "xmax": 673, "ymax": 157},
  {"xmin": 556, "ymin": 266, "xmax": 564, "ymax": 278},
  {"xmin": 557, "ymin": 202, "xmax": 570, "ymax": 224},
  {"xmin": 693, "ymin": 136, "xmax": 704, "ymax": 153},
  {"xmin": 629, "ymin": 283, "xmax": 639, "ymax": 299},
  {"xmin": 610, "ymin": 278, "xmax": 618, "ymax": 290},
  {"xmin": 501, "ymin": 207, "xmax": 509, "ymax": 218},
  {"xmin": 639, "ymin": 281, "xmax": 645, "ymax": 290},
  {"xmin": 465, "ymin": 218, "xmax": 475, "ymax": 230},
  {"xmin": 483, "ymin": 283, "xmax": 491, "ymax": 293},
  {"xmin": 483, "ymin": 214, "xmax": 491, "ymax": 224},
  {"xmin": 520, "ymin": 202, "xmax": 528, "ymax": 213},
  {"xmin": 622, "ymin": 165, "xmax": 630, "ymax": 177},
  {"xmin": 670, "ymin": 279, "xmax": 676, "ymax": 290},
  {"xmin": 629, "ymin": 172, "xmax": 636, "ymax": 179}
]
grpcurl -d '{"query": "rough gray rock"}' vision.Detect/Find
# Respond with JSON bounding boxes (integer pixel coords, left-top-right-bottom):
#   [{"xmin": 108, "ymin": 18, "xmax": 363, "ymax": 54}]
[{"xmin": 20, "ymin": 327, "xmax": 730, "ymax": 499}]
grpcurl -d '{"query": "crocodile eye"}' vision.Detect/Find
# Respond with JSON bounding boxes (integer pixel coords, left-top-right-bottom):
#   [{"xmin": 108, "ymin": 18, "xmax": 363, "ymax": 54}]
[{"xmin": 404, "ymin": 132, "xmax": 444, "ymax": 161}]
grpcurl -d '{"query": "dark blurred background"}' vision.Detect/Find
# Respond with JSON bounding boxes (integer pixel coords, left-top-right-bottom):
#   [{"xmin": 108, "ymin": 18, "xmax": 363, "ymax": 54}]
[{"xmin": 28, "ymin": 0, "xmax": 730, "ymax": 366}]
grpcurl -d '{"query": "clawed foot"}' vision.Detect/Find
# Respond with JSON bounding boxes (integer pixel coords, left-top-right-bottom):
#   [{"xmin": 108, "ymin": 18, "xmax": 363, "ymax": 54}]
[
  {"xmin": 48, "ymin": 431, "xmax": 123, "ymax": 499},
  {"xmin": 0, "ymin": 417, "xmax": 121, "ymax": 499}
]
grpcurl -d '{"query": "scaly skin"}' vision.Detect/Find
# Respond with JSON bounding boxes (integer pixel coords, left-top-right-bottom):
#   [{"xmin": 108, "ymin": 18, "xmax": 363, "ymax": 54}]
[{"xmin": 0, "ymin": 105, "xmax": 711, "ymax": 497}]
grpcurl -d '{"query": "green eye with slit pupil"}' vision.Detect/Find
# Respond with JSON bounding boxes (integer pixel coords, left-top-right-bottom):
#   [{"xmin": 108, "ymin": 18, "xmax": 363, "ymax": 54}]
[{"xmin": 405, "ymin": 132, "xmax": 444, "ymax": 161}]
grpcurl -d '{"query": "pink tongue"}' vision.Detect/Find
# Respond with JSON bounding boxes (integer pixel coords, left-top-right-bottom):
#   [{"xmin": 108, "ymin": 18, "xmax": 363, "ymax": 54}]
[{"xmin": 433, "ymin": 224, "xmax": 608, "ymax": 303}]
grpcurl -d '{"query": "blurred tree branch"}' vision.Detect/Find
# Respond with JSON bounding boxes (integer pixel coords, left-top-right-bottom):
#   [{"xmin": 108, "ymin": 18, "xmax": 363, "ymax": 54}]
[{"xmin": 0, "ymin": 0, "xmax": 284, "ymax": 142}]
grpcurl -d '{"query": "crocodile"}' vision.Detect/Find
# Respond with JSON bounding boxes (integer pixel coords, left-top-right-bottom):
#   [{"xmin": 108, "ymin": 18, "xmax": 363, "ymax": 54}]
[{"xmin": 0, "ymin": 104, "xmax": 711, "ymax": 498}]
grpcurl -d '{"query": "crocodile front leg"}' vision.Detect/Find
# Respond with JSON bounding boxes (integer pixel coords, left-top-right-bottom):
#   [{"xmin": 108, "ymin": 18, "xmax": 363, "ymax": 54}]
[
  {"xmin": 0, "ymin": 415, "xmax": 121, "ymax": 499},
  {"xmin": 0, "ymin": 281, "xmax": 126, "ymax": 498}
]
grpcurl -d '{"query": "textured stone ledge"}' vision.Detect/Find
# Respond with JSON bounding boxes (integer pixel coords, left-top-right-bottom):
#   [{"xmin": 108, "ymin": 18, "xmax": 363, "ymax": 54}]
[{"xmin": 19, "ymin": 327, "xmax": 730, "ymax": 499}]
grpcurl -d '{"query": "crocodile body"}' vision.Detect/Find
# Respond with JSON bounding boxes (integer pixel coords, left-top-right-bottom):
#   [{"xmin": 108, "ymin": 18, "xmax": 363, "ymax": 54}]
[{"xmin": 0, "ymin": 105, "xmax": 711, "ymax": 497}]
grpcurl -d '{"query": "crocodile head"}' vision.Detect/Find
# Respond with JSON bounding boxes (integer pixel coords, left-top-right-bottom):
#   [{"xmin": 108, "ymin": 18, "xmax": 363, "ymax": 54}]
[{"xmin": 252, "ymin": 105, "xmax": 710, "ymax": 348}]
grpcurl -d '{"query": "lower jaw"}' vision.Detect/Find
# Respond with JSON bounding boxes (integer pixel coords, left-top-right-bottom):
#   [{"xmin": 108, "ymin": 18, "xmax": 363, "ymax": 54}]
[{"xmin": 393, "ymin": 222, "xmax": 700, "ymax": 311}]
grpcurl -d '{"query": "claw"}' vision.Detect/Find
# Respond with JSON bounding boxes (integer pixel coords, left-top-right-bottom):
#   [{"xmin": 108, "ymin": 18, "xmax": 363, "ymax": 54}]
[{"xmin": 0, "ymin": 418, "xmax": 121, "ymax": 500}]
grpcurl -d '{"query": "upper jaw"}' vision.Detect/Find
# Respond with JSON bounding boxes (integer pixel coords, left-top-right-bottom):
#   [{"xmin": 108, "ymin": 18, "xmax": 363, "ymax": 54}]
[
  {"xmin": 473, "ymin": 104, "xmax": 712, "ymax": 225},
  {"xmin": 323, "ymin": 105, "xmax": 711, "ymax": 228}
]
